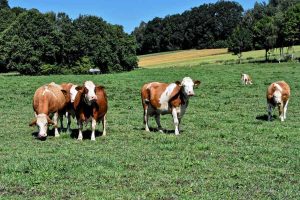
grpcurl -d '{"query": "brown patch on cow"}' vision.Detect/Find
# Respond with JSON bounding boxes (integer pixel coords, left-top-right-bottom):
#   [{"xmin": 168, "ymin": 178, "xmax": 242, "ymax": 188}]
[
  {"xmin": 266, "ymin": 81, "xmax": 290, "ymax": 104},
  {"xmin": 73, "ymin": 84, "xmax": 108, "ymax": 123}
]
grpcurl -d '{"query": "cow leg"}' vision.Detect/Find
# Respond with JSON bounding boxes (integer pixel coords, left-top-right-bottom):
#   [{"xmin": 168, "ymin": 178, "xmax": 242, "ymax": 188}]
[
  {"xmin": 283, "ymin": 100, "xmax": 289, "ymax": 120},
  {"xmin": 172, "ymin": 108, "xmax": 180, "ymax": 135},
  {"xmin": 102, "ymin": 114, "xmax": 107, "ymax": 136},
  {"xmin": 78, "ymin": 121, "xmax": 83, "ymax": 140},
  {"xmin": 155, "ymin": 114, "xmax": 163, "ymax": 133},
  {"xmin": 278, "ymin": 103, "xmax": 284, "ymax": 122},
  {"xmin": 66, "ymin": 112, "xmax": 71, "ymax": 134},
  {"xmin": 53, "ymin": 112, "xmax": 60, "ymax": 137},
  {"xmin": 267, "ymin": 103, "xmax": 273, "ymax": 121},
  {"xmin": 59, "ymin": 114, "xmax": 64, "ymax": 131},
  {"xmin": 91, "ymin": 118, "xmax": 97, "ymax": 141},
  {"xmin": 144, "ymin": 109, "xmax": 150, "ymax": 132}
]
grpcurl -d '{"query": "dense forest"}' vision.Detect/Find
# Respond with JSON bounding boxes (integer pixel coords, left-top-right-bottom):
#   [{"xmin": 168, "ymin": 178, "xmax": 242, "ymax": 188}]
[
  {"xmin": 0, "ymin": 0, "xmax": 138, "ymax": 75},
  {"xmin": 133, "ymin": 0, "xmax": 300, "ymax": 61},
  {"xmin": 0, "ymin": 0, "xmax": 299, "ymax": 75}
]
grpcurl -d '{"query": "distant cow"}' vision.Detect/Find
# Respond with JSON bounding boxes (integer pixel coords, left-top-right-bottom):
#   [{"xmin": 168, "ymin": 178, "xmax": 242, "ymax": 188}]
[
  {"xmin": 241, "ymin": 73, "xmax": 252, "ymax": 85},
  {"xmin": 267, "ymin": 81, "xmax": 290, "ymax": 121},
  {"xmin": 29, "ymin": 82, "xmax": 69, "ymax": 139},
  {"xmin": 60, "ymin": 83, "xmax": 78, "ymax": 133},
  {"xmin": 141, "ymin": 77, "xmax": 201, "ymax": 135},
  {"xmin": 72, "ymin": 81, "xmax": 108, "ymax": 140}
]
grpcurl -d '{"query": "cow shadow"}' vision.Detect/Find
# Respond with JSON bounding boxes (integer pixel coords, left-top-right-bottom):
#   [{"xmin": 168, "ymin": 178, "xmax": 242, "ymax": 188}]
[
  {"xmin": 31, "ymin": 128, "xmax": 57, "ymax": 141},
  {"xmin": 256, "ymin": 114, "xmax": 278, "ymax": 121},
  {"xmin": 135, "ymin": 127, "xmax": 183, "ymax": 134},
  {"xmin": 70, "ymin": 129, "xmax": 103, "ymax": 140}
]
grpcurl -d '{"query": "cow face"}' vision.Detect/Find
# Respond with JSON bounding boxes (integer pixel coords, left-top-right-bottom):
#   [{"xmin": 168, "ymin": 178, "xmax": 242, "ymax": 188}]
[
  {"xmin": 273, "ymin": 90, "xmax": 282, "ymax": 105},
  {"xmin": 83, "ymin": 81, "xmax": 97, "ymax": 105},
  {"xmin": 272, "ymin": 83, "xmax": 283, "ymax": 105},
  {"xmin": 30, "ymin": 114, "xmax": 54, "ymax": 139},
  {"xmin": 70, "ymin": 85, "xmax": 78, "ymax": 103},
  {"xmin": 180, "ymin": 77, "xmax": 201, "ymax": 96}
]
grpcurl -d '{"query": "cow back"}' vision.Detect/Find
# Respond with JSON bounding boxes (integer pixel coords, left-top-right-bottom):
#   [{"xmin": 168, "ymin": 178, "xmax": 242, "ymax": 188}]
[{"xmin": 33, "ymin": 84, "xmax": 67, "ymax": 115}]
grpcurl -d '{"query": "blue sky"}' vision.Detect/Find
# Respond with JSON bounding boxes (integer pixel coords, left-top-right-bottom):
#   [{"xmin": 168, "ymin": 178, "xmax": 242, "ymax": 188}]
[{"xmin": 10, "ymin": 0, "xmax": 263, "ymax": 33}]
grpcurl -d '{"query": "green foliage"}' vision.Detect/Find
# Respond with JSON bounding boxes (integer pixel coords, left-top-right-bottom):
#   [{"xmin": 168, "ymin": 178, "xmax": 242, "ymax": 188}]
[
  {"xmin": 40, "ymin": 64, "xmax": 62, "ymax": 75},
  {"xmin": 0, "ymin": 0, "xmax": 9, "ymax": 9},
  {"xmin": 0, "ymin": 3, "xmax": 138, "ymax": 75},
  {"xmin": 0, "ymin": 63, "xmax": 300, "ymax": 199},
  {"xmin": 72, "ymin": 56, "xmax": 95, "ymax": 74},
  {"xmin": 133, "ymin": 1, "xmax": 243, "ymax": 54}
]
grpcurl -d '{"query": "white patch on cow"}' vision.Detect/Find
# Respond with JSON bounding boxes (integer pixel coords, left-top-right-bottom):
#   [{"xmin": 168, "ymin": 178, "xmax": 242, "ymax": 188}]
[
  {"xmin": 36, "ymin": 113, "xmax": 48, "ymax": 138},
  {"xmin": 42, "ymin": 86, "xmax": 57, "ymax": 99},
  {"xmin": 84, "ymin": 81, "xmax": 97, "ymax": 104},
  {"xmin": 159, "ymin": 83, "xmax": 177, "ymax": 111},
  {"xmin": 273, "ymin": 83, "xmax": 283, "ymax": 104},
  {"xmin": 283, "ymin": 99, "xmax": 289, "ymax": 120},
  {"xmin": 70, "ymin": 84, "xmax": 78, "ymax": 103},
  {"xmin": 146, "ymin": 82, "xmax": 159, "ymax": 90},
  {"xmin": 181, "ymin": 77, "xmax": 195, "ymax": 96}
]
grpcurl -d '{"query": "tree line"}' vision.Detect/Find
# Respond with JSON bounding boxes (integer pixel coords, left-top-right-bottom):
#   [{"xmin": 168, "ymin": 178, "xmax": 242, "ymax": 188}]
[
  {"xmin": 0, "ymin": 0, "xmax": 138, "ymax": 75},
  {"xmin": 132, "ymin": 0, "xmax": 300, "ymax": 61}
]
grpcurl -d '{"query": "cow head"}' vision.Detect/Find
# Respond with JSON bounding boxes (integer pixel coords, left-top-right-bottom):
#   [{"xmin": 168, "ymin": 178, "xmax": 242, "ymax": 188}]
[
  {"xmin": 76, "ymin": 81, "xmax": 97, "ymax": 105},
  {"xmin": 29, "ymin": 114, "xmax": 54, "ymax": 139},
  {"xmin": 272, "ymin": 83, "xmax": 283, "ymax": 105},
  {"xmin": 70, "ymin": 85, "xmax": 78, "ymax": 103},
  {"xmin": 178, "ymin": 77, "xmax": 201, "ymax": 97}
]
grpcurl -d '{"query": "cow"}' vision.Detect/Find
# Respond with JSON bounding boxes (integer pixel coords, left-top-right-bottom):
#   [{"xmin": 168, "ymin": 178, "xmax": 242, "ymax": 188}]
[
  {"xmin": 72, "ymin": 81, "xmax": 108, "ymax": 141},
  {"xmin": 141, "ymin": 77, "xmax": 201, "ymax": 135},
  {"xmin": 241, "ymin": 73, "xmax": 252, "ymax": 85},
  {"xmin": 266, "ymin": 81, "xmax": 290, "ymax": 122},
  {"xmin": 60, "ymin": 83, "xmax": 78, "ymax": 133},
  {"xmin": 29, "ymin": 82, "xmax": 69, "ymax": 139}
]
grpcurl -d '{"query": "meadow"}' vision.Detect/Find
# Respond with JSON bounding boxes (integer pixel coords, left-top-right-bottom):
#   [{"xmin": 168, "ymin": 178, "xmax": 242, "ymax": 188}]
[
  {"xmin": 0, "ymin": 62, "xmax": 299, "ymax": 199},
  {"xmin": 138, "ymin": 46, "xmax": 300, "ymax": 68}
]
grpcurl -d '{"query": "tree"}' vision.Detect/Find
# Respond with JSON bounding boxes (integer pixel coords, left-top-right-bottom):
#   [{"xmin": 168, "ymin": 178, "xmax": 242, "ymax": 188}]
[
  {"xmin": 0, "ymin": 0, "xmax": 9, "ymax": 10},
  {"xmin": 229, "ymin": 26, "xmax": 253, "ymax": 63},
  {"xmin": 253, "ymin": 16, "xmax": 278, "ymax": 61}
]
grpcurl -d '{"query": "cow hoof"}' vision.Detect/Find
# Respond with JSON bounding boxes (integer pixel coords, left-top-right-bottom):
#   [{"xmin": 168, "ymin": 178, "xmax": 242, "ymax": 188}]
[{"xmin": 77, "ymin": 138, "xmax": 83, "ymax": 141}]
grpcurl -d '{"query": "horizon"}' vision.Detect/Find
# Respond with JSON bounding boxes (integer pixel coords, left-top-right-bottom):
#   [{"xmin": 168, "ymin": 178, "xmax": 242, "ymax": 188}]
[{"xmin": 9, "ymin": 0, "xmax": 263, "ymax": 33}]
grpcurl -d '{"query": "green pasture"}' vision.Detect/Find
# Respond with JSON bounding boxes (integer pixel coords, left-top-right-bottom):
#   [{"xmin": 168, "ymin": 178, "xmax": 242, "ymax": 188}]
[{"xmin": 0, "ymin": 62, "xmax": 299, "ymax": 199}]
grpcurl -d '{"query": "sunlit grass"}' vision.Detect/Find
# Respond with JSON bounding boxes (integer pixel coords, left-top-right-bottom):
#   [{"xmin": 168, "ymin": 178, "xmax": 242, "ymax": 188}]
[
  {"xmin": 138, "ymin": 46, "xmax": 300, "ymax": 68},
  {"xmin": 0, "ymin": 62, "xmax": 299, "ymax": 199}
]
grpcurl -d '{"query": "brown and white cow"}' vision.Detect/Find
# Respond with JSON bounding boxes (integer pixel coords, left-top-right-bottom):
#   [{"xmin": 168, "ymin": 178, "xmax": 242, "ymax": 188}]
[
  {"xmin": 72, "ymin": 81, "xmax": 108, "ymax": 140},
  {"xmin": 266, "ymin": 81, "xmax": 290, "ymax": 121},
  {"xmin": 241, "ymin": 73, "xmax": 252, "ymax": 85},
  {"xmin": 60, "ymin": 83, "xmax": 78, "ymax": 133},
  {"xmin": 29, "ymin": 82, "xmax": 69, "ymax": 139},
  {"xmin": 141, "ymin": 77, "xmax": 201, "ymax": 135}
]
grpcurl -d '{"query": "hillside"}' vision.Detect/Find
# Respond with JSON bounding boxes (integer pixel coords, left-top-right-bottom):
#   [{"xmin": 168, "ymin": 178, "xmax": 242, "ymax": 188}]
[{"xmin": 138, "ymin": 46, "xmax": 300, "ymax": 68}]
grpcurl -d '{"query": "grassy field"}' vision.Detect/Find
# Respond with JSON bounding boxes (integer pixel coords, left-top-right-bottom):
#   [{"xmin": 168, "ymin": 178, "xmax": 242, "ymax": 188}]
[
  {"xmin": 138, "ymin": 46, "xmax": 300, "ymax": 68},
  {"xmin": 0, "ymin": 62, "xmax": 300, "ymax": 199}
]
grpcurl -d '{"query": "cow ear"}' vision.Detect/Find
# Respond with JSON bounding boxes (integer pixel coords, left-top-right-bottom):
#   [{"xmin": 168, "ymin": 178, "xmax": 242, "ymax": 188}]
[
  {"xmin": 75, "ymin": 86, "xmax": 83, "ymax": 91},
  {"xmin": 61, "ymin": 89, "xmax": 67, "ymax": 96},
  {"xmin": 194, "ymin": 80, "xmax": 201, "ymax": 86},
  {"xmin": 175, "ymin": 81, "xmax": 181, "ymax": 86},
  {"xmin": 96, "ymin": 85, "xmax": 104, "ymax": 91},
  {"xmin": 47, "ymin": 116, "xmax": 55, "ymax": 125},
  {"xmin": 29, "ymin": 119, "xmax": 37, "ymax": 126}
]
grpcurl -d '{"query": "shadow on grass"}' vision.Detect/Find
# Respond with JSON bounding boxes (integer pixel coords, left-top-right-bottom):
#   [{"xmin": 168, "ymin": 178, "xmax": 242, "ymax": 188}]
[
  {"xmin": 256, "ymin": 114, "xmax": 278, "ymax": 121},
  {"xmin": 32, "ymin": 128, "xmax": 104, "ymax": 140},
  {"xmin": 134, "ymin": 127, "xmax": 182, "ymax": 134},
  {"xmin": 70, "ymin": 129, "xmax": 103, "ymax": 140}
]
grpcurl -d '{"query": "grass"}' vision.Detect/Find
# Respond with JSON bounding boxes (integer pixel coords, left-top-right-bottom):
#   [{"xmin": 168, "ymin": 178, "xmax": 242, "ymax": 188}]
[
  {"xmin": 0, "ymin": 62, "xmax": 300, "ymax": 199},
  {"xmin": 138, "ymin": 46, "xmax": 300, "ymax": 68}
]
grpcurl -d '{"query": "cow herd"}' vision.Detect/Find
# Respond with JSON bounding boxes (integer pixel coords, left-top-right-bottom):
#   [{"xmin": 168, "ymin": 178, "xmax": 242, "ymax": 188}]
[{"xmin": 29, "ymin": 75, "xmax": 291, "ymax": 140}]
